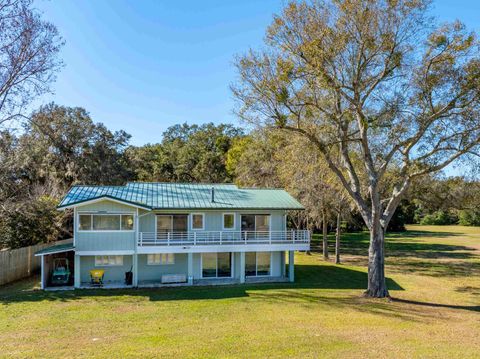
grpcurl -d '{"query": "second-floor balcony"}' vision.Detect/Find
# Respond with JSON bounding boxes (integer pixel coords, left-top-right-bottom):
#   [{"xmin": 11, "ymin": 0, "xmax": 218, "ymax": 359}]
[{"xmin": 138, "ymin": 230, "xmax": 310, "ymax": 248}]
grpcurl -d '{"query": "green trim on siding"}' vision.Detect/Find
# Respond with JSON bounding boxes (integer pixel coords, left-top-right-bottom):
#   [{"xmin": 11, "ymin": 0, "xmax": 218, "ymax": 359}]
[{"xmin": 35, "ymin": 243, "xmax": 74, "ymax": 256}]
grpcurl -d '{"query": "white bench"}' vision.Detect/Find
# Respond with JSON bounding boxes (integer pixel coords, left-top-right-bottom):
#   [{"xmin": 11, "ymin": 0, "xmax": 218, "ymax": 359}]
[{"xmin": 161, "ymin": 274, "xmax": 187, "ymax": 284}]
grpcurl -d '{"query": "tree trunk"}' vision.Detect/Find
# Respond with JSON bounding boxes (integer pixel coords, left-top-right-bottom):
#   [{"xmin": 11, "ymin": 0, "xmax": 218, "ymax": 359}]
[
  {"xmin": 305, "ymin": 217, "xmax": 311, "ymax": 255},
  {"xmin": 364, "ymin": 219, "xmax": 389, "ymax": 298},
  {"xmin": 322, "ymin": 209, "xmax": 328, "ymax": 260},
  {"xmin": 335, "ymin": 211, "xmax": 341, "ymax": 264}
]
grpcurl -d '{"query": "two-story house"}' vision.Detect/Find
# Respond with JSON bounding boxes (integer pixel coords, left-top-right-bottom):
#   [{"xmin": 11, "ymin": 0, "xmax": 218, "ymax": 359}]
[{"xmin": 36, "ymin": 183, "xmax": 310, "ymax": 289}]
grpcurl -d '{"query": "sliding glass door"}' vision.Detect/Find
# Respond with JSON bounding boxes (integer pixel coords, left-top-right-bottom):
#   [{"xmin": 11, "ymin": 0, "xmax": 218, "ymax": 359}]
[
  {"xmin": 202, "ymin": 252, "xmax": 232, "ymax": 278},
  {"xmin": 245, "ymin": 252, "xmax": 271, "ymax": 277},
  {"xmin": 255, "ymin": 215, "xmax": 270, "ymax": 239},
  {"xmin": 241, "ymin": 214, "xmax": 270, "ymax": 240},
  {"xmin": 202, "ymin": 253, "xmax": 217, "ymax": 278},
  {"xmin": 245, "ymin": 252, "xmax": 257, "ymax": 276},
  {"xmin": 256, "ymin": 252, "xmax": 271, "ymax": 275},
  {"xmin": 217, "ymin": 253, "xmax": 232, "ymax": 277},
  {"xmin": 156, "ymin": 215, "xmax": 188, "ymax": 239}
]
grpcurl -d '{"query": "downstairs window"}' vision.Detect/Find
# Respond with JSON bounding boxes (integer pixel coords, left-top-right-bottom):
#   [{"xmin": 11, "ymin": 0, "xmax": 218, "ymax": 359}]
[
  {"xmin": 95, "ymin": 255, "xmax": 124, "ymax": 266},
  {"xmin": 147, "ymin": 253, "xmax": 175, "ymax": 265}
]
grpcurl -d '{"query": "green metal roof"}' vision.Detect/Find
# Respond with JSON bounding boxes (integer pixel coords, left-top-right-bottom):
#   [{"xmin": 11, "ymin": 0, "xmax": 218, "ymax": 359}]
[
  {"xmin": 57, "ymin": 182, "xmax": 304, "ymax": 210},
  {"xmin": 35, "ymin": 242, "xmax": 74, "ymax": 256}
]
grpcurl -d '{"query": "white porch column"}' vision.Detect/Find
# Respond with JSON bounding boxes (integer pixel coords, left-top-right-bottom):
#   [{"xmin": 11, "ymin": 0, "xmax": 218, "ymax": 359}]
[
  {"xmin": 74, "ymin": 254, "xmax": 81, "ymax": 288},
  {"xmin": 133, "ymin": 209, "xmax": 139, "ymax": 287},
  {"xmin": 187, "ymin": 253, "xmax": 193, "ymax": 285},
  {"xmin": 133, "ymin": 253, "xmax": 138, "ymax": 287},
  {"xmin": 240, "ymin": 252, "xmax": 245, "ymax": 283},
  {"xmin": 40, "ymin": 255, "xmax": 45, "ymax": 289},
  {"xmin": 288, "ymin": 250, "xmax": 295, "ymax": 283}
]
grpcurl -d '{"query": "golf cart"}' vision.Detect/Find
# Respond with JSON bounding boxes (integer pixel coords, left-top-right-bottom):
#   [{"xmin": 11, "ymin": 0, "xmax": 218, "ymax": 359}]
[{"xmin": 51, "ymin": 258, "xmax": 71, "ymax": 286}]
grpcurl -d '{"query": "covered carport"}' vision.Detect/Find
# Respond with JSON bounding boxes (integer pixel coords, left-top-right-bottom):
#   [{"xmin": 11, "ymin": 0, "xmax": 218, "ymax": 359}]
[{"xmin": 35, "ymin": 243, "xmax": 75, "ymax": 290}]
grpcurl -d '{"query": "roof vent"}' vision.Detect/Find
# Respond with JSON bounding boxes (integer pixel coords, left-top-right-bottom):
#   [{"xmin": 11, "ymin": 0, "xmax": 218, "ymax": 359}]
[{"xmin": 211, "ymin": 187, "xmax": 215, "ymax": 203}]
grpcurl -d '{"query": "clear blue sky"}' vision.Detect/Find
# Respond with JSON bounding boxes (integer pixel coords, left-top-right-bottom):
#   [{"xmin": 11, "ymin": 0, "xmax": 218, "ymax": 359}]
[{"xmin": 34, "ymin": 0, "xmax": 480, "ymax": 147}]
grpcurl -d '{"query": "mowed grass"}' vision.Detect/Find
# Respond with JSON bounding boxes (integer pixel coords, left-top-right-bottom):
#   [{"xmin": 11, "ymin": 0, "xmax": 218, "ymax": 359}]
[{"xmin": 0, "ymin": 225, "xmax": 479, "ymax": 358}]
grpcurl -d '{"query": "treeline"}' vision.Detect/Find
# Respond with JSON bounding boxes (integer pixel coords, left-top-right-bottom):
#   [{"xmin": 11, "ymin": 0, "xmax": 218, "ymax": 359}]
[
  {"xmin": 0, "ymin": 104, "xmax": 241, "ymax": 249},
  {"xmin": 228, "ymin": 130, "xmax": 480, "ymax": 231},
  {"xmin": 399, "ymin": 177, "xmax": 480, "ymax": 226},
  {"xmin": 1, "ymin": 104, "xmax": 479, "ymax": 249}
]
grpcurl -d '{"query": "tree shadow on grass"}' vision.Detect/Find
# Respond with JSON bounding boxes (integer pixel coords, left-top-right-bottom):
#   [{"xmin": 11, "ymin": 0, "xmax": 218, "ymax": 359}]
[
  {"xmin": 0, "ymin": 264, "xmax": 402, "ymax": 305},
  {"xmin": 250, "ymin": 291, "xmax": 480, "ymax": 323},
  {"xmin": 2, "ymin": 265, "xmax": 478, "ymax": 323},
  {"xmin": 391, "ymin": 297, "xmax": 480, "ymax": 312},
  {"xmin": 312, "ymin": 231, "xmax": 476, "ymax": 259},
  {"xmin": 295, "ymin": 265, "xmax": 402, "ymax": 290},
  {"xmin": 455, "ymin": 286, "xmax": 480, "ymax": 296},
  {"xmin": 388, "ymin": 258, "xmax": 480, "ymax": 277},
  {"xmin": 388, "ymin": 230, "xmax": 461, "ymax": 238},
  {"xmin": 310, "ymin": 227, "xmax": 480, "ymax": 283}
]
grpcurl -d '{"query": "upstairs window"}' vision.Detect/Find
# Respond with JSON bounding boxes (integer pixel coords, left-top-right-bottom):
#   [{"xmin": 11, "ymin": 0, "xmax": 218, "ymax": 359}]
[
  {"xmin": 78, "ymin": 214, "xmax": 134, "ymax": 231},
  {"xmin": 191, "ymin": 213, "xmax": 204, "ymax": 230},
  {"xmin": 223, "ymin": 213, "xmax": 235, "ymax": 230},
  {"xmin": 93, "ymin": 215, "xmax": 120, "ymax": 230},
  {"xmin": 121, "ymin": 215, "xmax": 134, "ymax": 230},
  {"xmin": 79, "ymin": 214, "xmax": 92, "ymax": 231}
]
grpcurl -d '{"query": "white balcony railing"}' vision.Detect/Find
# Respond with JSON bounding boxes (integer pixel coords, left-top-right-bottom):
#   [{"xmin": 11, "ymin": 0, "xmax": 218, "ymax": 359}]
[{"xmin": 138, "ymin": 230, "xmax": 310, "ymax": 247}]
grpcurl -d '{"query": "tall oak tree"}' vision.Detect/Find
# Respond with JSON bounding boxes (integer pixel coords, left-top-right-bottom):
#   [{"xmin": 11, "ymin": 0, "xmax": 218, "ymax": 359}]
[{"xmin": 232, "ymin": 0, "xmax": 480, "ymax": 297}]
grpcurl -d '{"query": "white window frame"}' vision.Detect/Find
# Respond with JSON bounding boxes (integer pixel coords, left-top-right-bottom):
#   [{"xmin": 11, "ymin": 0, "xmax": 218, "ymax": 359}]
[
  {"xmin": 95, "ymin": 255, "xmax": 124, "ymax": 267},
  {"xmin": 190, "ymin": 213, "xmax": 205, "ymax": 230},
  {"xmin": 200, "ymin": 252, "xmax": 234, "ymax": 279},
  {"xmin": 77, "ymin": 212, "xmax": 135, "ymax": 232},
  {"xmin": 147, "ymin": 253, "xmax": 175, "ymax": 265},
  {"xmin": 222, "ymin": 213, "xmax": 236, "ymax": 230},
  {"xmin": 245, "ymin": 252, "xmax": 272, "ymax": 277}
]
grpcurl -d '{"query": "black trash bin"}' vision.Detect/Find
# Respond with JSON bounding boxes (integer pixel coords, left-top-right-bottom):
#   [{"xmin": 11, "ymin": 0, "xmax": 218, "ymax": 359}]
[{"xmin": 125, "ymin": 268, "xmax": 133, "ymax": 285}]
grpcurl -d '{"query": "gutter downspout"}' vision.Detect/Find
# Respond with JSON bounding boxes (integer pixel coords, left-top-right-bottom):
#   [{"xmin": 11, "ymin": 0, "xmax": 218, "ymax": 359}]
[
  {"xmin": 133, "ymin": 210, "xmax": 152, "ymax": 287},
  {"xmin": 133, "ymin": 208, "xmax": 139, "ymax": 287}
]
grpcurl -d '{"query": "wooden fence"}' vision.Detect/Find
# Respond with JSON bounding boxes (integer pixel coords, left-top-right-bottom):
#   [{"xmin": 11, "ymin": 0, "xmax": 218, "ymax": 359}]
[{"xmin": 0, "ymin": 239, "xmax": 72, "ymax": 286}]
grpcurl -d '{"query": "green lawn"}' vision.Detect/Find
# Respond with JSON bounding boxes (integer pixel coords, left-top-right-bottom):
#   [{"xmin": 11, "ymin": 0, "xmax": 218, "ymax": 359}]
[{"xmin": 1, "ymin": 225, "xmax": 479, "ymax": 358}]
